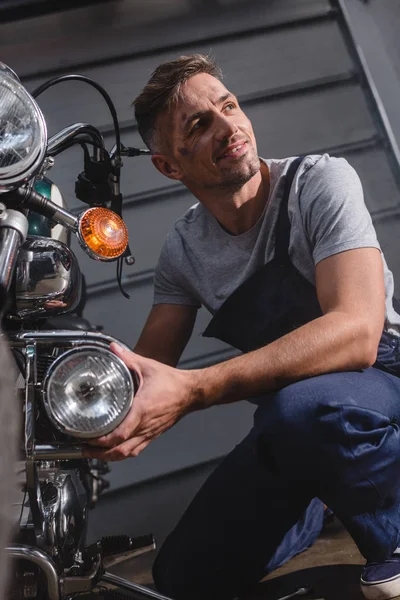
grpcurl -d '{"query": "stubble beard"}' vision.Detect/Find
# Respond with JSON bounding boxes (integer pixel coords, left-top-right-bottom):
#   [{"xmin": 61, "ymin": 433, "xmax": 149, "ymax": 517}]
[{"xmin": 203, "ymin": 153, "xmax": 261, "ymax": 192}]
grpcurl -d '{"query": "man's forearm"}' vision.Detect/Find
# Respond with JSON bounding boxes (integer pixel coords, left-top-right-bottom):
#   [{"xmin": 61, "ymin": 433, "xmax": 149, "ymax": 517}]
[{"xmin": 193, "ymin": 311, "xmax": 380, "ymax": 408}]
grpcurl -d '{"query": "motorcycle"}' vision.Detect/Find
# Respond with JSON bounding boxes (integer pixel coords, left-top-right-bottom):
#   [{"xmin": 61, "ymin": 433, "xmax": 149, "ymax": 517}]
[{"xmin": 0, "ymin": 63, "xmax": 172, "ymax": 600}]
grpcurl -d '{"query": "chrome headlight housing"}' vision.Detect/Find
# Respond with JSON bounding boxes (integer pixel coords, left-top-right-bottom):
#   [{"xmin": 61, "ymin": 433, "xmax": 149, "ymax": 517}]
[
  {"xmin": 0, "ymin": 63, "xmax": 47, "ymax": 192},
  {"xmin": 42, "ymin": 346, "xmax": 134, "ymax": 439}
]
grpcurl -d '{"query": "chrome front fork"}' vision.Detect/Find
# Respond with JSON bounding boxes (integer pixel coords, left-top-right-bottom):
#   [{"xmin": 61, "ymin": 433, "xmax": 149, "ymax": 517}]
[{"xmin": 6, "ymin": 542, "xmax": 174, "ymax": 600}]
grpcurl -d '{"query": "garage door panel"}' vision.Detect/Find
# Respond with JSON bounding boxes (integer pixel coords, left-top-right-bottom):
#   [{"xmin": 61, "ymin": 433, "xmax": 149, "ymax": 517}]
[
  {"xmin": 27, "ymin": 20, "xmax": 351, "ymax": 133},
  {"xmin": 85, "ymin": 280, "xmax": 232, "ymax": 362},
  {"xmin": 253, "ymin": 85, "xmax": 377, "ymax": 158},
  {"xmin": 7, "ymin": 0, "xmax": 331, "ymax": 79},
  {"xmin": 342, "ymin": 148, "xmax": 400, "ymax": 214}
]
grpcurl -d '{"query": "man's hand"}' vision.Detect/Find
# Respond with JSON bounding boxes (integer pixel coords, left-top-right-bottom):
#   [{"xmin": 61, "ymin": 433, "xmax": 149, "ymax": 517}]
[{"xmin": 83, "ymin": 342, "xmax": 200, "ymax": 461}]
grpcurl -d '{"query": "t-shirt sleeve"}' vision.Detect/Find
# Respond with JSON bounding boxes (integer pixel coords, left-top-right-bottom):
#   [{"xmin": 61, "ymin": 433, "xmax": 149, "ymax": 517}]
[
  {"xmin": 153, "ymin": 234, "xmax": 201, "ymax": 308},
  {"xmin": 299, "ymin": 154, "xmax": 380, "ymax": 265}
]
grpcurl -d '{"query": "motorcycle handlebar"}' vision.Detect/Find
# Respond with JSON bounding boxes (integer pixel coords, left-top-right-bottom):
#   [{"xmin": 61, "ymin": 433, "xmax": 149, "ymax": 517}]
[
  {"xmin": 12, "ymin": 187, "xmax": 78, "ymax": 232},
  {"xmin": 47, "ymin": 123, "xmax": 106, "ymax": 161}
]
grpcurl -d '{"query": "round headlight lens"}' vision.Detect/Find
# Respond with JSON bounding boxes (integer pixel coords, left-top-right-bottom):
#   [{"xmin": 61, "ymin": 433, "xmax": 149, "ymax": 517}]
[
  {"xmin": 0, "ymin": 68, "xmax": 47, "ymax": 191},
  {"xmin": 43, "ymin": 346, "xmax": 134, "ymax": 439}
]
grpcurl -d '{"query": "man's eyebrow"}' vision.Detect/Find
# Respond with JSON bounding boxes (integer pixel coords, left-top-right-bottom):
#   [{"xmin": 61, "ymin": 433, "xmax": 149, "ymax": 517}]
[
  {"xmin": 216, "ymin": 92, "xmax": 231, "ymax": 105},
  {"xmin": 183, "ymin": 93, "xmax": 233, "ymax": 132}
]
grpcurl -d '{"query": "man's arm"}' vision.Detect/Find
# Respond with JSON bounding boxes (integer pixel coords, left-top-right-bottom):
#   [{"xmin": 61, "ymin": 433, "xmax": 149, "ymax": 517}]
[
  {"xmin": 84, "ymin": 245, "xmax": 385, "ymax": 460},
  {"xmin": 198, "ymin": 246, "xmax": 385, "ymax": 405},
  {"xmin": 134, "ymin": 303, "xmax": 197, "ymax": 366}
]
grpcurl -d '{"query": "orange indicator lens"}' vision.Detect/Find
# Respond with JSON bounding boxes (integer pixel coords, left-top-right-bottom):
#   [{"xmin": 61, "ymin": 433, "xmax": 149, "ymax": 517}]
[{"xmin": 80, "ymin": 207, "xmax": 128, "ymax": 259}]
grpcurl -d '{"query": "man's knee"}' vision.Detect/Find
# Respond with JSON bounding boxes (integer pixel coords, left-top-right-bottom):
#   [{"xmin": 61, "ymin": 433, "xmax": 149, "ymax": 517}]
[
  {"xmin": 254, "ymin": 375, "xmax": 355, "ymax": 471},
  {"xmin": 255, "ymin": 379, "xmax": 322, "ymax": 441},
  {"xmin": 255, "ymin": 372, "xmax": 363, "ymax": 436}
]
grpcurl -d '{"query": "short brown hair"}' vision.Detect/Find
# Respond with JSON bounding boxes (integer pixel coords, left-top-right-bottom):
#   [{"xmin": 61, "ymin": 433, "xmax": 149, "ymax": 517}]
[{"xmin": 133, "ymin": 54, "xmax": 222, "ymax": 152}]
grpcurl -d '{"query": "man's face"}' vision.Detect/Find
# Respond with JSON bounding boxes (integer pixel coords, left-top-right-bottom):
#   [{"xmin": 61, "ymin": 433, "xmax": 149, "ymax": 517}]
[{"xmin": 153, "ymin": 73, "xmax": 260, "ymax": 191}]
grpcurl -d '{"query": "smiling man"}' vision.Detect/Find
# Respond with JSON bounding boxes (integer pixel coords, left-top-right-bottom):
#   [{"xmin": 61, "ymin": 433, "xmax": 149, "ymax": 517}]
[{"xmin": 86, "ymin": 55, "xmax": 400, "ymax": 600}]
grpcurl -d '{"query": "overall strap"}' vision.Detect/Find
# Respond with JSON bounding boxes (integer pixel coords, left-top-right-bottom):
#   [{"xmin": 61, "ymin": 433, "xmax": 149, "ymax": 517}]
[{"xmin": 274, "ymin": 156, "xmax": 304, "ymax": 260}]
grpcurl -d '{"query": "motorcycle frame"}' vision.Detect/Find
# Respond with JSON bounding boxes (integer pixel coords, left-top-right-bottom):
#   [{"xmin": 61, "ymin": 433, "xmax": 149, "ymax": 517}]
[{"xmin": 6, "ymin": 329, "xmax": 175, "ymax": 600}]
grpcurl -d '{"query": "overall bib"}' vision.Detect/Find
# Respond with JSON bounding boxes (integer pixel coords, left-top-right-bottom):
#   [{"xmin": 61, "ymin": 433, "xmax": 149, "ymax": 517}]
[{"xmin": 153, "ymin": 158, "xmax": 400, "ymax": 600}]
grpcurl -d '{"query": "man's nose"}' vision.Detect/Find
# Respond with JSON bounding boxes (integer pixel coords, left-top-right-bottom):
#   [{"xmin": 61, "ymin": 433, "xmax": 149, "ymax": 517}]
[{"xmin": 214, "ymin": 114, "xmax": 238, "ymax": 141}]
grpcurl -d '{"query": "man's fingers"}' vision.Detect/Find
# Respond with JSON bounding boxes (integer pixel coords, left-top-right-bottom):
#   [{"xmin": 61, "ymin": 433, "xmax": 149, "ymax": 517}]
[
  {"xmin": 85, "ymin": 402, "xmax": 142, "ymax": 447},
  {"xmin": 106, "ymin": 437, "xmax": 151, "ymax": 460},
  {"xmin": 110, "ymin": 343, "xmax": 142, "ymax": 368},
  {"xmin": 110, "ymin": 343, "xmax": 146, "ymax": 389},
  {"xmin": 83, "ymin": 436, "xmax": 150, "ymax": 461}
]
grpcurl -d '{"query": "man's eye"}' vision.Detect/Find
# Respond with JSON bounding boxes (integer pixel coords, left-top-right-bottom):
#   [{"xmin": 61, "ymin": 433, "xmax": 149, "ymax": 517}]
[
  {"xmin": 190, "ymin": 120, "xmax": 203, "ymax": 134},
  {"xmin": 225, "ymin": 103, "xmax": 235, "ymax": 111}
]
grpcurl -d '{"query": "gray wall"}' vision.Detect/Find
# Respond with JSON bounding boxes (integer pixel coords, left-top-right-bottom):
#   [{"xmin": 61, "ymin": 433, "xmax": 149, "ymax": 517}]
[{"xmin": 3, "ymin": 0, "xmax": 400, "ymax": 491}]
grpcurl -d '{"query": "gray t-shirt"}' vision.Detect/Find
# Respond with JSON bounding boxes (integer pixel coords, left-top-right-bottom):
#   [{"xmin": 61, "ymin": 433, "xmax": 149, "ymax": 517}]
[{"xmin": 154, "ymin": 154, "xmax": 400, "ymax": 335}]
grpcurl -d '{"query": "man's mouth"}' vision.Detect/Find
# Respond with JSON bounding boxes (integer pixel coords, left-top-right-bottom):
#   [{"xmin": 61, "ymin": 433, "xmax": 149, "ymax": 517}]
[{"xmin": 216, "ymin": 141, "xmax": 247, "ymax": 162}]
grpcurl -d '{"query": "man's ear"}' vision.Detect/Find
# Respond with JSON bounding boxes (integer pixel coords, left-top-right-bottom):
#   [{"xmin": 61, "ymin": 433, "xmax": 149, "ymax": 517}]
[{"xmin": 151, "ymin": 154, "xmax": 183, "ymax": 181}]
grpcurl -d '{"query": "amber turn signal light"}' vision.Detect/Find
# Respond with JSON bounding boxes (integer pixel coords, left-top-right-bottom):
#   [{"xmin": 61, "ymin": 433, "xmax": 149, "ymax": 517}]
[{"xmin": 79, "ymin": 207, "xmax": 128, "ymax": 260}]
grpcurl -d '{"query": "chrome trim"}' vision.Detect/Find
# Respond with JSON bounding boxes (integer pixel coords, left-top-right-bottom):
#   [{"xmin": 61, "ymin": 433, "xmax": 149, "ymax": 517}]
[
  {"xmin": 0, "ymin": 62, "xmax": 21, "ymax": 83},
  {"xmin": 11, "ymin": 236, "xmax": 82, "ymax": 319},
  {"xmin": 24, "ymin": 343, "xmax": 46, "ymax": 548},
  {"xmin": 47, "ymin": 123, "xmax": 105, "ymax": 162},
  {"xmin": 6, "ymin": 545, "xmax": 60, "ymax": 600},
  {"xmin": 0, "ymin": 76, "xmax": 47, "ymax": 191},
  {"xmin": 0, "ymin": 229, "xmax": 23, "ymax": 297},
  {"xmin": 0, "ymin": 208, "xmax": 29, "ymax": 240},
  {"xmin": 50, "ymin": 205, "xmax": 78, "ymax": 233},
  {"xmin": 102, "ymin": 572, "xmax": 175, "ymax": 600},
  {"xmin": 61, "ymin": 556, "xmax": 102, "ymax": 596},
  {"xmin": 8, "ymin": 329, "xmax": 131, "ymax": 350},
  {"xmin": 0, "ymin": 209, "xmax": 29, "ymax": 300},
  {"xmin": 34, "ymin": 444, "xmax": 84, "ymax": 460},
  {"xmin": 38, "ymin": 467, "xmax": 88, "ymax": 562}
]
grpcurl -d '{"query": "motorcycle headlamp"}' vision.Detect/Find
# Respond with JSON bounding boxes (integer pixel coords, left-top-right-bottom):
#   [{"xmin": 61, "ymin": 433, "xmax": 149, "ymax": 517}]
[
  {"xmin": 0, "ymin": 63, "xmax": 47, "ymax": 192},
  {"xmin": 42, "ymin": 346, "xmax": 134, "ymax": 439}
]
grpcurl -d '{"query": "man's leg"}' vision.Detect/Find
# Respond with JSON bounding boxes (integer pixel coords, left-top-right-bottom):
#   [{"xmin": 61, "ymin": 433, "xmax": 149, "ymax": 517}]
[
  {"xmin": 152, "ymin": 427, "xmax": 317, "ymax": 600},
  {"xmin": 253, "ymin": 368, "xmax": 400, "ymax": 563},
  {"xmin": 264, "ymin": 497, "xmax": 325, "ymax": 575},
  {"xmin": 154, "ymin": 366, "xmax": 400, "ymax": 600}
]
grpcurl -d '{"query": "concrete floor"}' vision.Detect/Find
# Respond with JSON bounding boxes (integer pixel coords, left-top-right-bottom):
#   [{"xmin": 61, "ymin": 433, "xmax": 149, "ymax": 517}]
[
  {"xmin": 107, "ymin": 517, "xmax": 366, "ymax": 600},
  {"xmin": 247, "ymin": 518, "xmax": 365, "ymax": 600}
]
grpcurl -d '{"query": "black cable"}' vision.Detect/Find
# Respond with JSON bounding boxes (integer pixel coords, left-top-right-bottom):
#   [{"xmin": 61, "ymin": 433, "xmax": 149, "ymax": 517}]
[
  {"xmin": 117, "ymin": 256, "xmax": 130, "ymax": 299},
  {"xmin": 31, "ymin": 74, "xmax": 121, "ymax": 159},
  {"xmin": 47, "ymin": 136, "xmax": 105, "ymax": 158},
  {"xmin": 32, "ymin": 75, "xmax": 134, "ymax": 299},
  {"xmin": 79, "ymin": 141, "xmax": 91, "ymax": 164}
]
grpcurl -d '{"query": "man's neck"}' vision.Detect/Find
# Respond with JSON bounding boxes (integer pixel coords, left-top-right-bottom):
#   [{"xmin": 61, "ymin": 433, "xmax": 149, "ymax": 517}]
[{"xmin": 195, "ymin": 162, "xmax": 270, "ymax": 236}]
